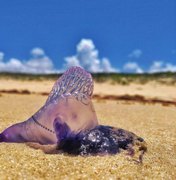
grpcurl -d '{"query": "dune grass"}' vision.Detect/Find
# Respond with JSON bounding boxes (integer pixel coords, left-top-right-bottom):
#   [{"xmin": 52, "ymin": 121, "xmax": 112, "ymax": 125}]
[{"xmin": 0, "ymin": 72, "xmax": 176, "ymax": 85}]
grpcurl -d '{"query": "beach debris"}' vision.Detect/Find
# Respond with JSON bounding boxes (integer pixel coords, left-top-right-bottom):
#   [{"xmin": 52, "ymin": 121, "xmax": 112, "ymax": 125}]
[{"xmin": 0, "ymin": 66, "xmax": 147, "ymax": 162}]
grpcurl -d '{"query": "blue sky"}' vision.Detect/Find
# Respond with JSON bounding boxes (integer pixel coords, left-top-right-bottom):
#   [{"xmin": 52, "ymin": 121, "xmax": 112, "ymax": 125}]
[{"xmin": 0, "ymin": 0, "xmax": 175, "ymax": 73}]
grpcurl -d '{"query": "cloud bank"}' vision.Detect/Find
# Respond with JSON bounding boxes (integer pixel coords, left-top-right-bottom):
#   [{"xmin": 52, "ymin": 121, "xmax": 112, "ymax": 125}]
[
  {"xmin": 149, "ymin": 61, "xmax": 176, "ymax": 73},
  {"xmin": 0, "ymin": 48, "xmax": 54, "ymax": 74},
  {"xmin": 64, "ymin": 39, "xmax": 117, "ymax": 73},
  {"xmin": 0, "ymin": 39, "xmax": 175, "ymax": 74},
  {"xmin": 123, "ymin": 62, "xmax": 143, "ymax": 73}
]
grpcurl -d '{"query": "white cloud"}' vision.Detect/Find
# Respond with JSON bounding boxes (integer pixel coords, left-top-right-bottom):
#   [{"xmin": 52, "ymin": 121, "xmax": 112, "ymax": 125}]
[
  {"xmin": 6, "ymin": 58, "xmax": 25, "ymax": 72},
  {"xmin": 63, "ymin": 56, "xmax": 81, "ymax": 68},
  {"xmin": 26, "ymin": 56, "xmax": 54, "ymax": 74},
  {"xmin": 149, "ymin": 61, "xmax": 163, "ymax": 73},
  {"xmin": 102, "ymin": 58, "xmax": 117, "ymax": 72},
  {"xmin": 128, "ymin": 49, "xmax": 142, "ymax": 59},
  {"xmin": 0, "ymin": 52, "xmax": 4, "ymax": 61},
  {"xmin": 31, "ymin": 47, "xmax": 45, "ymax": 57},
  {"xmin": 149, "ymin": 61, "xmax": 176, "ymax": 73},
  {"xmin": 77, "ymin": 39, "xmax": 95, "ymax": 52},
  {"xmin": 0, "ymin": 58, "xmax": 25, "ymax": 72},
  {"xmin": 64, "ymin": 39, "xmax": 117, "ymax": 73},
  {"xmin": 123, "ymin": 62, "xmax": 143, "ymax": 73},
  {"xmin": 164, "ymin": 63, "xmax": 176, "ymax": 72},
  {"xmin": 1, "ymin": 41, "xmax": 175, "ymax": 74},
  {"xmin": 0, "ymin": 48, "xmax": 54, "ymax": 74}
]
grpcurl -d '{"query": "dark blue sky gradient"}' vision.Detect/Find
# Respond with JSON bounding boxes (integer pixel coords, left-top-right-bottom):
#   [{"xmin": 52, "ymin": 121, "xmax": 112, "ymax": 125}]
[{"xmin": 0, "ymin": 0, "xmax": 175, "ymax": 70}]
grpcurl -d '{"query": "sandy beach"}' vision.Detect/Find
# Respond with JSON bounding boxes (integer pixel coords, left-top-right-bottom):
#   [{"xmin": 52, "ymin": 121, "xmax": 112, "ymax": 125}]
[
  {"xmin": 0, "ymin": 79, "xmax": 176, "ymax": 179},
  {"xmin": 0, "ymin": 79, "xmax": 176, "ymax": 101}
]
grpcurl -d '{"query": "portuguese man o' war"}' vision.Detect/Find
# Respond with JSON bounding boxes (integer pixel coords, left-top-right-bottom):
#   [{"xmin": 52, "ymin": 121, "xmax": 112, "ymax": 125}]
[{"xmin": 0, "ymin": 66, "xmax": 147, "ymax": 162}]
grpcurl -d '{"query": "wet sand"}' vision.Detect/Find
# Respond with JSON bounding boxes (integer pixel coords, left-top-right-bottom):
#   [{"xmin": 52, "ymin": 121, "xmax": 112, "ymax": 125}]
[{"xmin": 0, "ymin": 80, "xmax": 176, "ymax": 179}]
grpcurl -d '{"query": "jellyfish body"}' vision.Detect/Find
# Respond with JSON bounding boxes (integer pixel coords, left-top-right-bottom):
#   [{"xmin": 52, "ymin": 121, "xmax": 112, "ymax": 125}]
[{"xmin": 0, "ymin": 67, "xmax": 98, "ymax": 144}]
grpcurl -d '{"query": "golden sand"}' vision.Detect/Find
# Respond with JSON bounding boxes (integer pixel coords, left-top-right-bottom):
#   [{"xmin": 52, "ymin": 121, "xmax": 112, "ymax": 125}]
[
  {"xmin": 0, "ymin": 93, "xmax": 176, "ymax": 179},
  {"xmin": 0, "ymin": 79, "xmax": 176, "ymax": 101}
]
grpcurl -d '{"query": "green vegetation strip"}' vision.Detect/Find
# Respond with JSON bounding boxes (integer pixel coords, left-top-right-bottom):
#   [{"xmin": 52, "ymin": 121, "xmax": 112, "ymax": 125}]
[{"xmin": 0, "ymin": 72, "xmax": 176, "ymax": 85}]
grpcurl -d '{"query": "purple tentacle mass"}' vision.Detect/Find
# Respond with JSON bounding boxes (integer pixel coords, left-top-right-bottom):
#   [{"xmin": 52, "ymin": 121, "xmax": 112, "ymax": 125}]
[{"xmin": 55, "ymin": 124, "xmax": 147, "ymax": 162}]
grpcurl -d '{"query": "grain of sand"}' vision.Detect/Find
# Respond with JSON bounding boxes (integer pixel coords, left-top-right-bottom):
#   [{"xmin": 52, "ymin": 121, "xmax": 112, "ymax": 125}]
[{"xmin": 0, "ymin": 80, "xmax": 176, "ymax": 179}]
